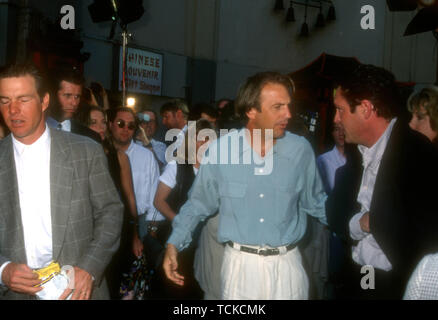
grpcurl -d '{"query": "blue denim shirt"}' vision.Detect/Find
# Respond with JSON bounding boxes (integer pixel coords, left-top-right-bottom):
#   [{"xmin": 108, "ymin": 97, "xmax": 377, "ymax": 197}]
[{"xmin": 167, "ymin": 129, "xmax": 327, "ymax": 251}]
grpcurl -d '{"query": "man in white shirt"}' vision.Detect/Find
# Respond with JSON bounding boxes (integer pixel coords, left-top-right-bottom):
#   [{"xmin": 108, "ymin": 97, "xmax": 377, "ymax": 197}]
[
  {"xmin": 0, "ymin": 63, "xmax": 123, "ymax": 300},
  {"xmin": 108, "ymin": 107, "xmax": 162, "ymax": 241},
  {"xmin": 331, "ymin": 64, "xmax": 438, "ymax": 299}
]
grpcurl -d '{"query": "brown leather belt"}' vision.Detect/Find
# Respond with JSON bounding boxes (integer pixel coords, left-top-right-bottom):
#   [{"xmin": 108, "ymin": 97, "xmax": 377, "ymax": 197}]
[{"xmin": 226, "ymin": 241, "xmax": 296, "ymax": 256}]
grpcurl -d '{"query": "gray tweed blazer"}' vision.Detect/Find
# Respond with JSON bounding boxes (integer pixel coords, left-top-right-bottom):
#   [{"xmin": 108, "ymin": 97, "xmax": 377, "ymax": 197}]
[{"xmin": 0, "ymin": 128, "xmax": 124, "ymax": 299}]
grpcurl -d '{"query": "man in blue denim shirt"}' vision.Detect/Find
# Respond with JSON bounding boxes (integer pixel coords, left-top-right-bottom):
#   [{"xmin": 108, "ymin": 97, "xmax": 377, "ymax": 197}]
[{"xmin": 163, "ymin": 72, "xmax": 327, "ymax": 299}]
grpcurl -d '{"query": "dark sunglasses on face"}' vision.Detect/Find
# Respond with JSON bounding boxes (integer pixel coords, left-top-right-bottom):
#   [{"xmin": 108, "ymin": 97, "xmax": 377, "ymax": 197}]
[{"xmin": 116, "ymin": 120, "xmax": 136, "ymax": 130}]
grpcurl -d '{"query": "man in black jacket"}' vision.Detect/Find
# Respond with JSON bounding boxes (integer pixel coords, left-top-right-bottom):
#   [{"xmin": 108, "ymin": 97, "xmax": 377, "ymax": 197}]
[
  {"xmin": 327, "ymin": 64, "xmax": 438, "ymax": 299},
  {"xmin": 46, "ymin": 66, "xmax": 101, "ymax": 143}
]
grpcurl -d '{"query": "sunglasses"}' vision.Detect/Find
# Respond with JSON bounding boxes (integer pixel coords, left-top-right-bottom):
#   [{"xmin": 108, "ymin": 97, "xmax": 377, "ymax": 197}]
[{"xmin": 116, "ymin": 120, "xmax": 136, "ymax": 130}]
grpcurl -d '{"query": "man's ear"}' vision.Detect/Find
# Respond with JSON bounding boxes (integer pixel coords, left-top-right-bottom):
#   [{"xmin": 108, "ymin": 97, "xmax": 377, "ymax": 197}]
[
  {"xmin": 246, "ymin": 108, "xmax": 257, "ymax": 121},
  {"xmin": 41, "ymin": 93, "xmax": 50, "ymax": 112},
  {"xmin": 359, "ymin": 100, "xmax": 375, "ymax": 120}
]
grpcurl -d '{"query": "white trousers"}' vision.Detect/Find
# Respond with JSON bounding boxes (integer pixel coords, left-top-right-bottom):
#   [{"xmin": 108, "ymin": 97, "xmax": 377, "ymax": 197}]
[{"xmin": 220, "ymin": 243, "xmax": 309, "ymax": 300}]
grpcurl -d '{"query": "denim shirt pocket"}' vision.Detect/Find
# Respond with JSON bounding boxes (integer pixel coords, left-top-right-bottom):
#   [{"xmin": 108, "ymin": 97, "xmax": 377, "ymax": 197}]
[
  {"xmin": 219, "ymin": 182, "xmax": 247, "ymax": 198},
  {"xmin": 219, "ymin": 182, "xmax": 247, "ymax": 216}
]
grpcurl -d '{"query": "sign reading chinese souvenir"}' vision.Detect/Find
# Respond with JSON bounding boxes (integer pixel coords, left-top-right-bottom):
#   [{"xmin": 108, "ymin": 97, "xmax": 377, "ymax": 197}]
[{"xmin": 119, "ymin": 47, "xmax": 163, "ymax": 95}]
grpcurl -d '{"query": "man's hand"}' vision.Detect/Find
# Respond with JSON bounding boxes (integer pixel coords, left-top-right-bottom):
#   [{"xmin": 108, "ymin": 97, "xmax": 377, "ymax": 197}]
[
  {"xmin": 163, "ymin": 244, "xmax": 184, "ymax": 286},
  {"xmin": 58, "ymin": 266, "xmax": 94, "ymax": 300},
  {"xmin": 2, "ymin": 263, "xmax": 43, "ymax": 295},
  {"xmin": 132, "ymin": 234, "xmax": 144, "ymax": 258},
  {"xmin": 360, "ymin": 212, "xmax": 370, "ymax": 233}
]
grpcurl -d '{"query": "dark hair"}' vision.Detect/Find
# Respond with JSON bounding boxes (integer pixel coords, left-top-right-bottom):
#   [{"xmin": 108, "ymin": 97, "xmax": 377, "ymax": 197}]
[
  {"xmin": 90, "ymin": 82, "xmax": 105, "ymax": 107},
  {"xmin": 188, "ymin": 102, "xmax": 218, "ymax": 121},
  {"xmin": 107, "ymin": 106, "xmax": 137, "ymax": 124},
  {"xmin": 200, "ymin": 103, "xmax": 218, "ymax": 119},
  {"xmin": 0, "ymin": 63, "xmax": 49, "ymax": 99},
  {"xmin": 160, "ymin": 99, "xmax": 189, "ymax": 119},
  {"xmin": 75, "ymin": 104, "xmax": 105, "ymax": 127},
  {"xmin": 217, "ymin": 100, "xmax": 235, "ymax": 119},
  {"xmin": 215, "ymin": 98, "xmax": 232, "ymax": 109},
  {"xmin": 140, "ymin": 108, "xmax": 158, "ymax": 123},
  {"xmin": 335, "ymin": 64, "xmax": 401, "ymax": 120},
  {"xmin": 234, "ymin": 72, "xmax": 295, "ymax": 122},
  {"xmin": 184, "ymin": 118, "xmax": 215, "ymax": 163},
  {"xmin": 82, "ymin": 87, "xmax": 98, "ymax": 106},
  {"xmin": 51, "ymin": 66, "xmax": 85, "ymax": 91},
  {"xmin": 90, "ymin": 82, "xmax": 103, "ymax": 95}
]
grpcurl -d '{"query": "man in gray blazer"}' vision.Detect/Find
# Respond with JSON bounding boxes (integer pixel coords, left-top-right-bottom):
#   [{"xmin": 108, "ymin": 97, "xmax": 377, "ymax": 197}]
[{"xmin": 0, "ymin": 64, "xmax": 123, "ymax": 300}]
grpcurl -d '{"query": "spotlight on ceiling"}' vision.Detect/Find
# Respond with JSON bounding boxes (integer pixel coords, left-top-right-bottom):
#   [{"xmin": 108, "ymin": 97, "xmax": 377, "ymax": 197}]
[
  {"xmin": 316, "ymin": 7, "xmax": 325, "ymax": 27},
  {"xmin": 274, "ymin": 0, "xmax": 285, "ymax": 11},
  {"xmin": 286, "ymin": 1, "xmax": 296, "ymax": 22},
  {"xmin": 300, "ymin": 22, "xmax": 309, "ymax": 37},
  {"xmin": 327, "ymin": 4, "xmax": 336, "ymax": 21}
]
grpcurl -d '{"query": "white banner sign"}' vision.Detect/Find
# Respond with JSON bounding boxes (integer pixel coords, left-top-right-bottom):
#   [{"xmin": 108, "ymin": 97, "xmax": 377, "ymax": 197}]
[{"xmin": 119, "ymin": 47, "xmax": 163, "ymax": 95}]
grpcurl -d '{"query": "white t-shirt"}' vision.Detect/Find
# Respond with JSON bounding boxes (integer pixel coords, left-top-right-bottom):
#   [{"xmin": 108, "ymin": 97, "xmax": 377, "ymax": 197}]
[{"xmin": 159, "ymin": 160, "xmax": 198, "ymax": 188}]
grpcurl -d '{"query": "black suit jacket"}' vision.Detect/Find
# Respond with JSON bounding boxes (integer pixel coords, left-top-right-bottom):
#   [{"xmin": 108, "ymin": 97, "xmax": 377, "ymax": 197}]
[
  {"xmin": 71, "ymin": 119, "xmax": 102, "ymax": 143},
  {"xmin": 327, "ymin": 119, "xmax": 438, "ymax": 295}
]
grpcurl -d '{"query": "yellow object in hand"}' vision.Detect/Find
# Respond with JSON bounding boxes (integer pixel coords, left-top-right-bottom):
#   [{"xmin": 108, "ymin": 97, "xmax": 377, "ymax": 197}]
[{"xmin": 33, "ymin": 261, "xmax": 61, "ymax": 287}]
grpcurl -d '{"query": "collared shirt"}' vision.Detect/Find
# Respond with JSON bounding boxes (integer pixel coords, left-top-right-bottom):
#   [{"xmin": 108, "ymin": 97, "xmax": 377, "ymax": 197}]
[
  {"xmin": 15, "ymin": 126, "xmax": 52, "ymax": 269},
  {"xmin": 0, "ymin": 127, "xmax": 53, "ymax": 284},
  {"xmin": 46, "ymin": 117, "xmax": 71, "ymax": 132},
  {"xmin": 151, "ymin": 139, "xmax": 167, "ymax": 165},
  {"xmin": 349, "ymin": 118, "xmax": 397, "ymax": 271},
  {"xmin": 125, "ymin": 140, "xmax": 163, "ymax": 221},
  {"xmin": 167, "ymin": 129, "xmax": 327, "ymax": 251},
  {"xmin": 134, "ymin": 138, "xmax": 167, "ymax": 166},
  {"xmin": 316, "ymin": 146, "xmax": 346, "ymax": 194}
]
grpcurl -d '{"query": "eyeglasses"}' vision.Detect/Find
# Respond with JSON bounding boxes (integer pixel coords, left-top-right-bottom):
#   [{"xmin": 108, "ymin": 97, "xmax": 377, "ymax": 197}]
[{"xmin": 116, "ymin": 120, "xmax": 136, "ymax": 130}]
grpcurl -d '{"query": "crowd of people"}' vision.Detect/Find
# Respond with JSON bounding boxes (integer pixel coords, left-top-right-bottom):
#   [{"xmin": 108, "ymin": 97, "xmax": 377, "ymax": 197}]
[{"xmin": 0, "ymin": 61, "xmax": 438, "ymax": 300}]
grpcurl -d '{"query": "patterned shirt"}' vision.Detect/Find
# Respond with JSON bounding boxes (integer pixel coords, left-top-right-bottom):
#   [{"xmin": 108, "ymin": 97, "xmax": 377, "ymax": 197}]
[{"xmin": 404, "ymin": 253, "xmax": 438, "ymax": 300}]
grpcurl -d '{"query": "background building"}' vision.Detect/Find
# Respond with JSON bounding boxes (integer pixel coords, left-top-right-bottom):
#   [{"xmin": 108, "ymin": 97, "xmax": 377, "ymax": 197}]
[{"xmin": 1, "ymin": 0, "xmax": 437, "ymax": 146}]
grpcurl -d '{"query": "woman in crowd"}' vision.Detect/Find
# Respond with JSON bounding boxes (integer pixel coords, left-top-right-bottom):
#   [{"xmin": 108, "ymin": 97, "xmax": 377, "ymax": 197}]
[
  {"xmin": 408, "ymin": 86, "xmax": 438, "ymax": 147},
  {"xmin": 77, "ymin": 105, "xmax": 143, "ymax": 299},
  {"xmin": 154, "ymin": 118, "xmax": 224, "ymax": 299},
  {"xmin": 403, "ymin": 86, "xmax": 438, "ymax": 299}
]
